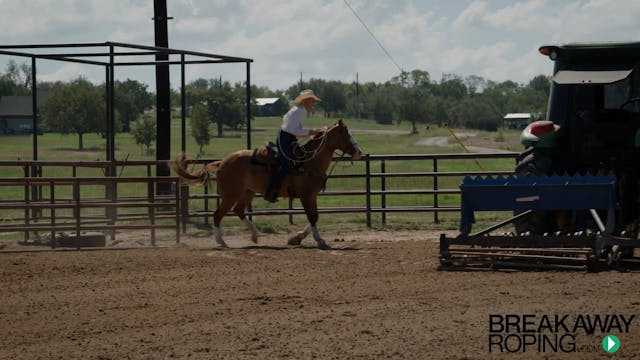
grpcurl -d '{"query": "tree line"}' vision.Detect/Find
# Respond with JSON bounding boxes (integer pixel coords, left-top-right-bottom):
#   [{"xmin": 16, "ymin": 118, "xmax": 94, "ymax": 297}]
[
  {"xmin": 276, "ymin": 70, "xmax": 550, "ymax": 134},
  {"xmin": 0, "ymin": 60, "xmax": 551, "ymax": 152}
]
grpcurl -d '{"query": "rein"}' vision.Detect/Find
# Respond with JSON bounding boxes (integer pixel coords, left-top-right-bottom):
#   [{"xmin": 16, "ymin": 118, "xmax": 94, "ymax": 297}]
[{"xmin": 321, "ymin": 151, "xmax": 347, "ymax": 192}]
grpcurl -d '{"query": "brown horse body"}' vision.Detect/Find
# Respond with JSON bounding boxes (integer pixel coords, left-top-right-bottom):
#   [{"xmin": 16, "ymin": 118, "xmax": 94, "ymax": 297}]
[{"xmin": 171, "ymin": 120, "xmax": 362, "ymax": 248}]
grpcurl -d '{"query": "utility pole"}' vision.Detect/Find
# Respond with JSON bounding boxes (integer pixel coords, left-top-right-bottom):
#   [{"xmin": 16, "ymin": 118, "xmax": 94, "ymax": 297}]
[
  {"xmin": 299, "ymin": 72, "xmax": 303, "ymax": 92},
  {"xmin": 153, "ymin": 0, "xmax": 172, "ymax": 193},
  {"xmin": 355, "ymin": 72, "xmax": 359, "ymax": 119},
  {"xmin": 216, "ymin": 75, "xmax": 223, "ymax": 138}
]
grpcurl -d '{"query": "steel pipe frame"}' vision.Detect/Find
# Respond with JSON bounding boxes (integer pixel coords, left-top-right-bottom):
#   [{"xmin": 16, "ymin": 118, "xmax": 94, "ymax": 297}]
[{"xmin": 0, "ymin": 41, "xmax": 254, "ymax": 164}]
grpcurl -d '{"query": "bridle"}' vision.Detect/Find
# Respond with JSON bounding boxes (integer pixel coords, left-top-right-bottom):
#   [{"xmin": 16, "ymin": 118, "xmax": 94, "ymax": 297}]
[{"xmin": 325, "ymin": 130, "xmax": 361, "ymax": 185}]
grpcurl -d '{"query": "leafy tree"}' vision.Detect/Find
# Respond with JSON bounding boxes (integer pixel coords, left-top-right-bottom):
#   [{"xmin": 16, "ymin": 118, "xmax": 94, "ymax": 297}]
[
  {"xmin": 251, "ymin": 84, "xmax": 282, "ymax": 98},
  {"xmin": 285, "ymin": 78, "xmax": 348, "ymax": 118},
  {"xmin": 316, "ymin": 80, "xmax": 347, "ymax": 118},
  {"xmin": 447, "ymin": 97, "xmax": 501, "ymax": 130},
  {"xmin": 41, "ymin": 77, "xmax": 105, "ymax": 150},
  {"xmin": 482, "ymin": 80, "xmax": 521, "ymax": 115},
  {"xmin": 527, "ymin": 75, "xmax": 551, "ymax": 96},
  {"xmin": 523, "ymin": 75, "xmax": 552, "ymax": 116},
  {"xmin": 391, "ymin": 70, "xmax": 432, "ymax": 133},
  {"xmin": 369, "ymin": 84, "xmax": 395, "ymax": 124},
  {"xmin": 393, "ymin": 69, "xmax": 431, "ymax": 88},
  {"xmin": 344, "ymin": 80, "xmax": 368, "ymax": 119},
  {"xmin": 114, "ymin": 79, "xmax": 154, "ymax": 132},
  {"xmin": 37, "ymin": 81, "xmax": 66, "ymax": 93},
  {"xmin": 427, "ymin": 97, "xmax": 452, "ymax": 126},
  {"xmin": 3, "ymin": 60, "xmax": 31, "ymax": 95},
  {"xmin": 185, "ymin": 78, "xmax": 210, "ymax": 110},
  {"xmin": 130, "ymin": 112, "xmax": 156, "ymax": 155},
  {"xmin": 0, "ymin": 76, "xmax": 20, "ymax": 96},
  {"xmin": 464, "ymin": 75, "xmax": 487, "ymax": 95},
  {"xmin": 434, "ymin": 74, "xmax": 468, "ymax": 100},
  {"xmin": 190, "ymin": 103, "xmax": 212, "ymax": 154},
  {"xmin": 207, "ymin": 81, "xmax": 245, "ymax": 136}
]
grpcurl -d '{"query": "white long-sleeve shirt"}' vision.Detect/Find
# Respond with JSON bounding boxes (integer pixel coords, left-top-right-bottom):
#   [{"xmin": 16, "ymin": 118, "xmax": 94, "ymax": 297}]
[{"xmin": 281, "ymin": 105, "xmax": 311, "ymax": 137}]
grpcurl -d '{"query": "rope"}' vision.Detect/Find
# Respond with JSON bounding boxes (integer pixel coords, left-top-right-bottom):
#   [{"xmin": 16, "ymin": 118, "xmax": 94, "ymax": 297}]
[{"xmin": 277, "ymin": 126, "xmax": 330, "ymax": 163}]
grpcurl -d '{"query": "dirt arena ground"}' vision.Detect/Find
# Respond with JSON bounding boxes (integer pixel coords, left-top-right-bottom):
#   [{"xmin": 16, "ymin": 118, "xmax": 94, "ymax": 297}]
[{"xmin": 2, "ymin": 229, "xmax": 640, "ymax": 359}]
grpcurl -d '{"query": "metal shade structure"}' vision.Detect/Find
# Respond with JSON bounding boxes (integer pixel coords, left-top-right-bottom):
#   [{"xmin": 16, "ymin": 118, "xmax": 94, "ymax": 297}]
[{"xmin": 0, "ymin": 41, "xmax": 254, "ymax": 175}]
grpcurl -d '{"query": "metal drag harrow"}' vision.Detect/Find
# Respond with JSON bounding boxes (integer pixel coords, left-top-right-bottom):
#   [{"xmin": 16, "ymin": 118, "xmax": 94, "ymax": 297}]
[{"xmin": 439, "ymin": 174, "xmax": 620, "ymax": 271}]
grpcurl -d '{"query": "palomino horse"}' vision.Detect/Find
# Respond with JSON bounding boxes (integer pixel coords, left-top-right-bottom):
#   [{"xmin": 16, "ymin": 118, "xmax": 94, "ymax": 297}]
[{"xmin": 170, "ymin": 119, "xmax": 362, "ymax": 249}]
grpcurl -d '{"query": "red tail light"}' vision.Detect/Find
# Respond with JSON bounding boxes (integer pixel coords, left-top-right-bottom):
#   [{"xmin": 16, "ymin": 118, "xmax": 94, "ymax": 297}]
[{"xmin": 530, "ymin": 122, "xmax": 555, "ymax": 135}]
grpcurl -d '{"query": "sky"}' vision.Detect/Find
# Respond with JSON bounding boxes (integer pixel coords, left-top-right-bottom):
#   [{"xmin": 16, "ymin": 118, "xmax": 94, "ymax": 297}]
[{"xmin": 1, "ymin": 0, "xmax": 640, "ymax": 92}]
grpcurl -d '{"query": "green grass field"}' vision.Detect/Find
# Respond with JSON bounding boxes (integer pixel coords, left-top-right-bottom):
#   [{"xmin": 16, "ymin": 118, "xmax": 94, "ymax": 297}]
[{"xmin": 0, "ymin": 116, "xmax": 524, "ymax": 234}]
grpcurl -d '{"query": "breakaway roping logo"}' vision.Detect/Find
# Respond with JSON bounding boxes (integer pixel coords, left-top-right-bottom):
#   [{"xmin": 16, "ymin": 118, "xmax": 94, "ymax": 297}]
[{"xmin": 489, "ymin": 314, "xmax": 635, "ymax": 353}]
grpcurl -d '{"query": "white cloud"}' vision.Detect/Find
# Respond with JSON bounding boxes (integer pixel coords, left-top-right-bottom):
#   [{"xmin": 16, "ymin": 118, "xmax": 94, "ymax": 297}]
[
  {"xmin": 452, "ymin": 1, "xmax": 488, "ymax": 31},
  {"xmin": 484, "ymin": 1, "xmax": 548, "ymax": 30},
  {"xmin": 2, "ymin": 0, "xmax": 640, "ymax": 90}
]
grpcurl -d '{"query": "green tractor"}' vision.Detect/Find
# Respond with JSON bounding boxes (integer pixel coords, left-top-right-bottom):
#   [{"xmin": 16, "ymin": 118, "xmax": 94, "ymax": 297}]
[
  {"xmin": 440, "ymin": 42, "xmax": 640, "ymax": 270},
  {"xmin": 516, "ymin": 43, "xmax": 640, "ymax": 246}
]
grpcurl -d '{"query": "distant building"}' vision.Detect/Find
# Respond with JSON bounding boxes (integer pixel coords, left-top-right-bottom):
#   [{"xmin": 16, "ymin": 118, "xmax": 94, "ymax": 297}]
[
  {"xmin": 0, "ymin": 94, "xmax": 48, "ymax": 134},
  {"xmin": 254, "ymin": 97, "xmax": 286, "ymax": 117},
  {"xmin": 503, "ymin": 113, "xmax": 532, "ymax": 129}
]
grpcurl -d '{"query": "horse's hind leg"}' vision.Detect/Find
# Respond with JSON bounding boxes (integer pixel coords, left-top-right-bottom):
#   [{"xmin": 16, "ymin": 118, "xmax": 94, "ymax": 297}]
[
  {"xmin": 213, "ymin": 197, "xmax": 236, "ymax": 248},
  {"xmin": 288, "ymin": 224, "xmax": 310, "ymax": 245},
  {"xmin": 233, "ymin": 191, "xmax": 259, "ymax": 243}
]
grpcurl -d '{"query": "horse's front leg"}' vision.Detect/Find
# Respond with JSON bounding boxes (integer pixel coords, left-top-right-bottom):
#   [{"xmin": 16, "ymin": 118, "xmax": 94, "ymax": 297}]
[{"xmin": 293, "ymin": 195, "xmax": 330, "ymax": 250}]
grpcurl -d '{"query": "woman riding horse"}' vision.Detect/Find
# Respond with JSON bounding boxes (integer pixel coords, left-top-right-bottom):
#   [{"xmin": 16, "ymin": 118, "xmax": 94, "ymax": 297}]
[
  {"xmin": 264, "ymin": 89, "xmax": 321, "ymax": 203},
  {"xmin": 171, "ymin": 120, "xmax": 362, "ymax": 249}
]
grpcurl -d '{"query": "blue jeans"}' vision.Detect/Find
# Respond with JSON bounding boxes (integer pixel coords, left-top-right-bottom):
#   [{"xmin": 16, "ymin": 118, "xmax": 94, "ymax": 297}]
[{"xmin": 265, "ymin": 130, "xmax": 297, "ymax": 199}]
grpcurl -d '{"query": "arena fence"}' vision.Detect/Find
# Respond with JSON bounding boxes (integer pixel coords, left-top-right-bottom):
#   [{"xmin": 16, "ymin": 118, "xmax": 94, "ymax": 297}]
[
  {"xmin": 185, "ymin": 153, "xmax": 518, "ymax": 228},
  {"xmin": 0, "ymin": 160, "xmax": 180, "ymax": 247},
  {"xmin": 0, "ymin": 153, "xmax": 517, "ymax": 246}
]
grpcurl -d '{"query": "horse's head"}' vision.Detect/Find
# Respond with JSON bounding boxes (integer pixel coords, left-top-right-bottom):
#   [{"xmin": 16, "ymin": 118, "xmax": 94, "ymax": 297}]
[{"xmin": 328, "ymin": 119, "xmax": 362, "ymax": 160}]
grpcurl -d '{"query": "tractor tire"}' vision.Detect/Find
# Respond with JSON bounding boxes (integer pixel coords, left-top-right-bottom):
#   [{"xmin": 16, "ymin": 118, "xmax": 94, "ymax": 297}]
[{"xmin": 513, "ymin": 147, "xmax": 553, "ymax": 235}]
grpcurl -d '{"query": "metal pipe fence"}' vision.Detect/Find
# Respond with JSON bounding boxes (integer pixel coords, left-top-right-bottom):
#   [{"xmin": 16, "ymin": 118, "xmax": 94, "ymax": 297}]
[
  {"xmin": 0, "ymin": 170, "xmax": 180, "ymax": 247},
  {"xmin": 183, "ymin": 152, "xmax": 519, "ymax": 228},
  {"xmin": 0, "ymin": 153, "xmax": 518, "ymax": 244}
]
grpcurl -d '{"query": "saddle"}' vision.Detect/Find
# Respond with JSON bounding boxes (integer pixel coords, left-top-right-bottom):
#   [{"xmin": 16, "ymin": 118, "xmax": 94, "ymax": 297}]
[
  {"xmin": 251, "ymin": 141, "xmax": 305, "ymax": 173},
  {"xmin": 251, "ymin": 141, "xmax": 279, "ymax": 167}
]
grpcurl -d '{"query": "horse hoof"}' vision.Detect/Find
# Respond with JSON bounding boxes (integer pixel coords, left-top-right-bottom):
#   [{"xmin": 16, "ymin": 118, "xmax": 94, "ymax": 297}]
[
  {"xmin": 288, "ymin": 236, "xmax": 302, "ymax": 246},
  {"xmin": 216, "ymin": 240, "xmax": 228, "ymax": 248},
  {"xmin": 251, "ymin": 236, "xmax": 258, "ymax": 244}
]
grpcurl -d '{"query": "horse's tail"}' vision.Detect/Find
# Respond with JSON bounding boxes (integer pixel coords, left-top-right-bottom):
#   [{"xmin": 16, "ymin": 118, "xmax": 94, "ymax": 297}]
[{"xmin": 169, "ymin": 153, "xmax": 218, "ymax": 187}]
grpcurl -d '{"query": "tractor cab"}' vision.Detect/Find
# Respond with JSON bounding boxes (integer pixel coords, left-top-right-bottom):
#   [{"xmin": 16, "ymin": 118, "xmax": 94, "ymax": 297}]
[{"xmin": 536, "ymin": 43, "xmax": 640, "ymax": 174}]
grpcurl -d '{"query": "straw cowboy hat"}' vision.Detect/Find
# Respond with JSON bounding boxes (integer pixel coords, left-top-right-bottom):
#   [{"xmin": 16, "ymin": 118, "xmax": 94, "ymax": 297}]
[{"xmin": 294, "ymin": 89, "xmax": 321, "ymax": 105}]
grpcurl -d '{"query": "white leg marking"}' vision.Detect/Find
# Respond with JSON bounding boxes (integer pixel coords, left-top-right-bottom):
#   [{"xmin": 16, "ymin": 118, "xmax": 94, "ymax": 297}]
[
  {"xmin": 311, "ymin": 226, "xmax": 328, "ymax": 248},
  {"xmin": 243, "ymin": 218, "xmax": 259, "ymax": 243},
  {"xmin": 288, "ymin": 223, "xmax": 310, "ymax": 246},
  {"xmin": 297, "ymin": 223, "xmax": 311, "ymax": 240},
  {"xmin": 214, "ymin": 226, "xmax": 228, "ymax": 248}
]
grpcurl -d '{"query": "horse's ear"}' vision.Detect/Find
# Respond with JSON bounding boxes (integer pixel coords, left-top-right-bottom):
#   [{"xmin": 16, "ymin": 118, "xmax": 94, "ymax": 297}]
[{"xmin": 338, "ymin": 119, "xmax": 344, "ymax": 126}]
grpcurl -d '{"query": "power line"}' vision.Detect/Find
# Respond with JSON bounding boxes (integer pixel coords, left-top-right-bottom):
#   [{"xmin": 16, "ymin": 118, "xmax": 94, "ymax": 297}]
[{"xmin": 343, "ymin": 0, "xmax": 403, "ymax": 73}]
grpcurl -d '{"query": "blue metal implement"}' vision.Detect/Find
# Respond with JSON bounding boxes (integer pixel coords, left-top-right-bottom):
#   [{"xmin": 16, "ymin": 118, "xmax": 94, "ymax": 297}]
[{"xmin": 459, "ymin": 174, "xmax": 617, "ymax": 234}]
